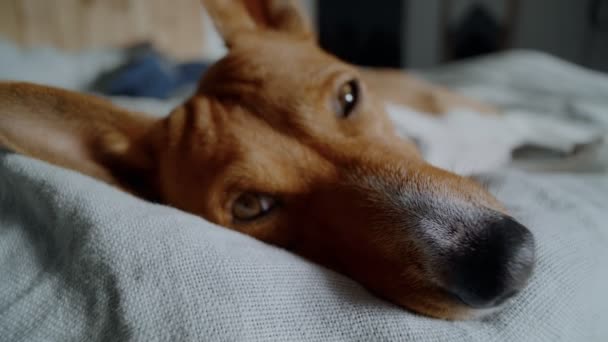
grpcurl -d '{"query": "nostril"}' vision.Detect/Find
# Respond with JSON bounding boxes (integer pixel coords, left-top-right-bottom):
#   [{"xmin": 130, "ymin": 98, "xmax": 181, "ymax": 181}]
[{"xmin": 444, "ymin": 216, "xmax": 536, "ymax": 309}]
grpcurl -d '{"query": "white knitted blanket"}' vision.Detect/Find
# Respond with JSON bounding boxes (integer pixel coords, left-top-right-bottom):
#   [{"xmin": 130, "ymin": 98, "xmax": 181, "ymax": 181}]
[{"xmin": 1, "ymin": 151, "xmax": 607, "ymax": 341}]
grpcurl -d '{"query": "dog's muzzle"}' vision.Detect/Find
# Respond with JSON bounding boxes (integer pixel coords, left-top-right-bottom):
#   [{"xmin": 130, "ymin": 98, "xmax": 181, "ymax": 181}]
[{"xmin": 440, "ymin": 216, "xmax": 535, "ymax": 309}]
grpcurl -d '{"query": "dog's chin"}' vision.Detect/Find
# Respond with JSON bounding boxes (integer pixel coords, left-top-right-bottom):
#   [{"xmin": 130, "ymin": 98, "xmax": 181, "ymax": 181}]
[
  {"xmin": 411, "ymin": 305, "xmax": 500, "ymax": 321},
  {"xmin": 393, "ymin": 294, "xmax": 508, "ymax": 320}
]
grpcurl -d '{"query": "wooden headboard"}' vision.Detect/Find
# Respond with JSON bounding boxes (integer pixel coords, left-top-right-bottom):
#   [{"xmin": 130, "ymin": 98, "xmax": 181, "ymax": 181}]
[{"xmin": 0, "ymin": 0, "xmax": 206, "ymax": 60}]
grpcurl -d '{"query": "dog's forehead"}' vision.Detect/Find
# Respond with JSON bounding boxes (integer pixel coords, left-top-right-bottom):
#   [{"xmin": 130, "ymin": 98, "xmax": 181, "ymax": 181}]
[
  {"xmin": 187, "ymin": 34, "xmax": 408, "ymax": 172},
  {"xmin": 232, "ymin": 33, "xmax": 338, "ymax": 69},
  {"xmin": 195, "ymin": 41, "xmax": 364, "ymax": 137},
  {"xmin": 200, "ymin": 35, "xmax": 350, "ymax": 97}
]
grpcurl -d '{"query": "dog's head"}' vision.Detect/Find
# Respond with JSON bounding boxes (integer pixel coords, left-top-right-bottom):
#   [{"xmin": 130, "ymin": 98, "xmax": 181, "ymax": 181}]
[
  {"xmin": 2, "ymin": 0, "xmax": 535, "ymax": 319},
  {"xmin": 141, "ymin": 0, "xmax": 534, "ymax": 319}
]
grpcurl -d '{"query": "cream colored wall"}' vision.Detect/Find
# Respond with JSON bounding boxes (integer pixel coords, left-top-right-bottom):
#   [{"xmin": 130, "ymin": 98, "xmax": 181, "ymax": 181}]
[
  {"xmin": 0, "ymin": 0, "xmax": 204, "ymax": 60},
  {"xmin": 0, "ymin": 0, "xmax": 322, "ymax": 62}
]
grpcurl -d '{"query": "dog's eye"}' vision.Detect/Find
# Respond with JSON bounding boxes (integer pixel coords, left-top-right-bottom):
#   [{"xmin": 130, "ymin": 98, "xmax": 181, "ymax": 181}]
[
  {"xmin": 337, "ymin": 79, "xmax": 359, "ymax": 118},
  {"xmin": 232, "ymin": 193, "xmax": 277, "ymax": 221}
]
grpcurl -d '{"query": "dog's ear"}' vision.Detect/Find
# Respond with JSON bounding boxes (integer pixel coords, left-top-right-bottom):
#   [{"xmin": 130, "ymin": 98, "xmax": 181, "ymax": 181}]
[
  {"xmin": 202, "ymin": 0, "xmax": 312, "ymax": 45},
  {"xmin": 0, "ymin": 82, "xmax": 163, "ymax": 200}
]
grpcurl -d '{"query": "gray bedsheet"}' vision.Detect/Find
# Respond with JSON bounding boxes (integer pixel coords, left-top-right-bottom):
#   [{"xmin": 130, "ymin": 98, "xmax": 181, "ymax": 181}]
[
  {"xmin": 2, "ymin": 49, "xmax": 608, "ymax": 341},
  {"xmin": 1, "ymin": 151, "xmax": 608, "ymax": 341}
]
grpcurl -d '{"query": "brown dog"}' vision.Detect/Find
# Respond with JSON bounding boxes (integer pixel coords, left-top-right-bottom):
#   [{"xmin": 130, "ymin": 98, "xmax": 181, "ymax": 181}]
[{"xmin": 0, "ymin": 0, "xmax": 534, "ymax": 319}]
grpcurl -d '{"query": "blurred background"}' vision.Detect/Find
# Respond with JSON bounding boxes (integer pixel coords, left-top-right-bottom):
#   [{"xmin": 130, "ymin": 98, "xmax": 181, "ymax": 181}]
[
  {"xmin": 1, "ymin": 0, "xmax": 606, "ymax": 71},
  {"xmin": 317, "ymin": 0, "xmax": 608, "ymax": 72}
]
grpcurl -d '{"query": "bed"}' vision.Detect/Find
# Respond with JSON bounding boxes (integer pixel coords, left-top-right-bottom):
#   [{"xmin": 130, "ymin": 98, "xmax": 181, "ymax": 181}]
[{"xmin": 1, "ymin": 38, "xmax": 608, "ymax": 341}]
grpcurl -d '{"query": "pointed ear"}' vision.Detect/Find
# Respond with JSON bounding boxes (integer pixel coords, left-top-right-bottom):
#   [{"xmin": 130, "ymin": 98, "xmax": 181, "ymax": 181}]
[
  {"xmin": 0, "ymin": 82, "xmax": 163, "ymax": 200},
  {"xmin": 202, "ymin": 0, "xmax": 313, "ymax": 45}
]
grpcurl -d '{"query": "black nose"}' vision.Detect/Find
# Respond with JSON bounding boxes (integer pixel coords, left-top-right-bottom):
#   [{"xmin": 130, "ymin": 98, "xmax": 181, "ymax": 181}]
[{"xmin": 445, "ymin": 216, "xmax": 535, "ymax": 309}]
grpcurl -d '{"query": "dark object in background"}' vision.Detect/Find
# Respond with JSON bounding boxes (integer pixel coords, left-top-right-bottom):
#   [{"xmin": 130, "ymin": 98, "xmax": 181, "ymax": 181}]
[
  {"xmin": 92, "ymin": 43, "xmax": 208, "ymax": 99},
  {"xmin": 442, "ymin": 0, "xmax": 518, "ymax": 62},
  {"xmin": 590, "ymin": 0, "xmax": 608, "ymax": 31},
  {"xmin": 448, "ymin": 5, "xmax": 502, "ymax": 60},
  {"xmin": 586, "ymin": 0, "xmax": 608, "ymax": 72},
  {"xmin": 319, "ymin": 0, "xmax": 404, "ymax": 68}
]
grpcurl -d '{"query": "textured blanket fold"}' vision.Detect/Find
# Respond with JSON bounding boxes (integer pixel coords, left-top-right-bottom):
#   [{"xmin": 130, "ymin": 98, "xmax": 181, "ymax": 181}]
[{"xmin": 1, "ymin": 151, "xmax": 607, "ymax": 341}]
